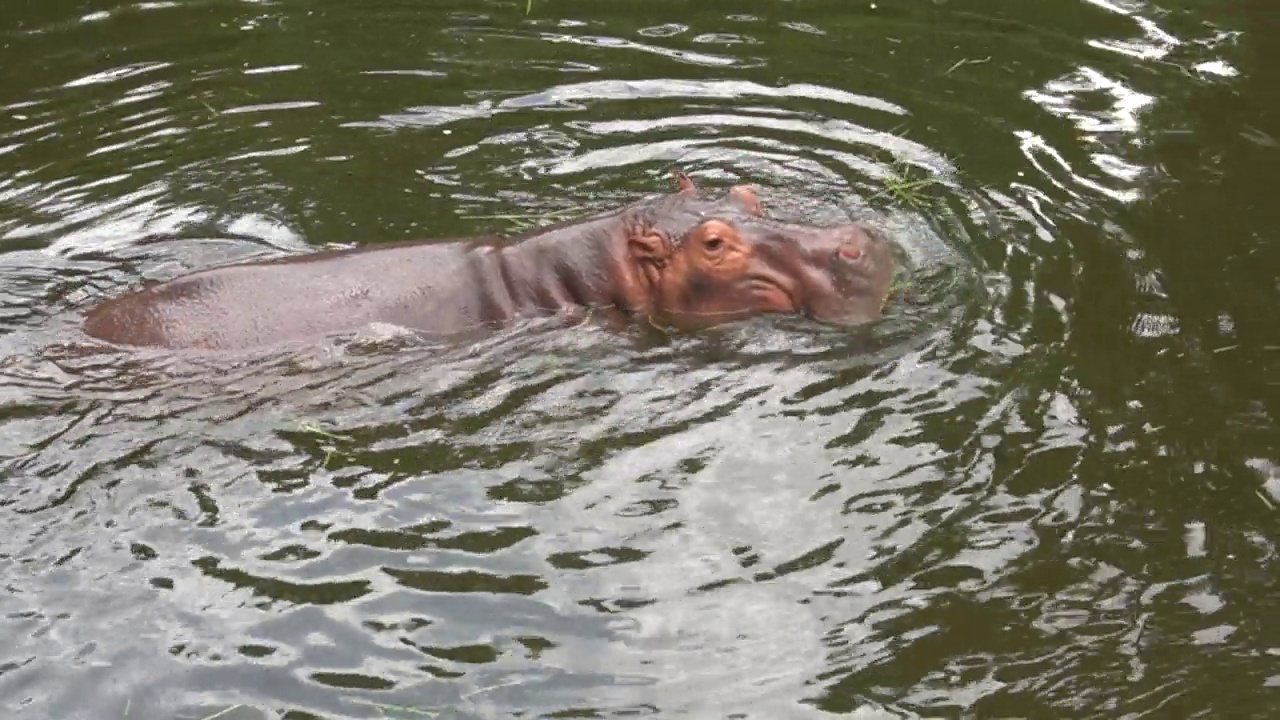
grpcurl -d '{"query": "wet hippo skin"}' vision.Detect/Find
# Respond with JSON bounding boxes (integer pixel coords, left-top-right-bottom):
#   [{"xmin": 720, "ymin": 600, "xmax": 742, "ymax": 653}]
[{"xmin": 82, "ymin": 170, "xmax": 896, "ymax": 351}]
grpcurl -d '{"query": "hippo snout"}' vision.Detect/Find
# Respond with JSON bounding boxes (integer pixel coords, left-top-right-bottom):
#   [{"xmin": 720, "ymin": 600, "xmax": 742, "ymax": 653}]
[
  {"xmin": 800, "ymin": 223, "xmax": 897, "ymax": 325},
  {"xmin": 828, "ymin": 225, "xmax": 892, "ymax": 274}
]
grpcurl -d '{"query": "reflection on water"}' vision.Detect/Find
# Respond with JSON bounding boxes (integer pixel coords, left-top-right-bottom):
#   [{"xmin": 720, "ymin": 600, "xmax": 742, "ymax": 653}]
[{"xmin": 1, "ymin": 0, "xmax": 1276, "ymax": 718}]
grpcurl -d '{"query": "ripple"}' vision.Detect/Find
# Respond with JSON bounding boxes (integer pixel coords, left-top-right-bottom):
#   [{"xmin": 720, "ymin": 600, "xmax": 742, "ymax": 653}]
[
  {"xmin": 348, "ymin": 77, "xmax": 907, "ymax": 130},
  {"xmin": 0, "ymin": 0, "xmax": 1273, "ymax": 718},
  {"xmin": 537, "ymin": 30, "xmax": 748, "ymax": 68},
  {"xmin": 62, "ymin": 61, "xmax": 173, "ymax": 89}
]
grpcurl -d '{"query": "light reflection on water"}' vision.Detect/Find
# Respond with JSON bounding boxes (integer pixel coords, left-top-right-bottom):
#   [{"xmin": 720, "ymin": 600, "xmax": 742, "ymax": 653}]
[{"xmin": 0, "ymin": 0, "xmax": 1270, "ymax": 718}]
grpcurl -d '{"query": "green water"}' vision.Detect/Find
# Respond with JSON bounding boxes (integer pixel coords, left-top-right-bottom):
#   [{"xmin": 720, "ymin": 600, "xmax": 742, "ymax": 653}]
[{"xmin": 0, "ymin": 1, "xmax": 1276, "ymax": 718}]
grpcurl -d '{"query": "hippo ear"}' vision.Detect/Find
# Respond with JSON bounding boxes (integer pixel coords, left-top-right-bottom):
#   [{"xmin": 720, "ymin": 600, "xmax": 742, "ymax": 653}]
[
  {"xmin": 628, "ymin": 231, "xmax": 672, "ymax": 268},
  {"xmin": 670, "ymin": 168, "xmax": 697, "ymax": 195},
  {"xmin": 729, "ymin": 185, "xmax": 763, "ymax": 215}
]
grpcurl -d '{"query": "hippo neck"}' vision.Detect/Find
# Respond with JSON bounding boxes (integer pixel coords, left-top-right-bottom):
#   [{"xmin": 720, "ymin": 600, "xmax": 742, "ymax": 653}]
[{"xmin": 486, "ymin": 211, "xmax": 650, "ymax": 317}]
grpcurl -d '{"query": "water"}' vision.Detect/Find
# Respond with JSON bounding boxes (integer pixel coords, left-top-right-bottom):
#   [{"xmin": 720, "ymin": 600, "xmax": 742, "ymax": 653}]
[{"xmin": 1, "ymin": 1, "xmax": 1277, "ymax": 718}]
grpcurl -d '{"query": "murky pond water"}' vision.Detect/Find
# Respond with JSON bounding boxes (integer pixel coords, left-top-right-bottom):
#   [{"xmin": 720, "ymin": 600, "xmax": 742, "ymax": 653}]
[{"xmin": 2, "ymin": 1, "xmax": 1277, "ymax": 718}]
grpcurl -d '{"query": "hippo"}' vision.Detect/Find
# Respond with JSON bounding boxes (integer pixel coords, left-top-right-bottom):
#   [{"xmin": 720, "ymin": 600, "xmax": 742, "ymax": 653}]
[{"xmin": 81, "ymin": 171, "xmax": 896, "ymax": 351}]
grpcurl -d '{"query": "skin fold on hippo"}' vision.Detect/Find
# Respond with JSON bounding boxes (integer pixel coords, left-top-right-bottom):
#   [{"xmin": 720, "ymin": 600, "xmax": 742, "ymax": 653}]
[{"xmin": 81, "ymin": 170, "xmax": 897, "ymax": 352}]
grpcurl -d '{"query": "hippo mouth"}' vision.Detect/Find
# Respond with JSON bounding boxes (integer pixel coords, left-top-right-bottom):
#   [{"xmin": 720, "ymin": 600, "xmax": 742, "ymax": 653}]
[{"xmin": 749, "ymin": 274, "xmax": 800, "ymax": 314}]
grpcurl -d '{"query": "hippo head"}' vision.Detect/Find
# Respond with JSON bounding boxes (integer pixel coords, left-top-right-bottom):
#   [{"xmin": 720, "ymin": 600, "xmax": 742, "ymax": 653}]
[{"xmin": 623, "ymin": 171, "xmax": 896, "ymax": 329}]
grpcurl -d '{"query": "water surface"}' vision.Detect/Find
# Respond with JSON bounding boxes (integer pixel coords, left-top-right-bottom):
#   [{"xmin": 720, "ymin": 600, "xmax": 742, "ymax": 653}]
[{"xmin": 1, "ymin": 1, "xmax": 1276, "ymax": 718}]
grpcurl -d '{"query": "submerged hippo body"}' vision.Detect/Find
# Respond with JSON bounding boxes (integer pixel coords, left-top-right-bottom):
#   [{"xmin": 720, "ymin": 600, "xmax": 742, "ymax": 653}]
[{"xmin": 82, "ymin": 172, "xmax": 896, "ymax": 351}]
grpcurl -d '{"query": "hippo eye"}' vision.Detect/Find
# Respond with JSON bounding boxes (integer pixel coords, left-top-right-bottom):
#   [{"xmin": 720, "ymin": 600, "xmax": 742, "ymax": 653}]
[{"xmin": 694, "ymin": 220, "xmax": 736, "ymax": 255}]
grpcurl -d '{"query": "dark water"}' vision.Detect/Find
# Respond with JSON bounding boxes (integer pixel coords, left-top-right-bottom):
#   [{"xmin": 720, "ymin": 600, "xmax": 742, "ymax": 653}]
[{"xmin": 1, "ymin": 0, "xmax": 1277, "ymax": 718}]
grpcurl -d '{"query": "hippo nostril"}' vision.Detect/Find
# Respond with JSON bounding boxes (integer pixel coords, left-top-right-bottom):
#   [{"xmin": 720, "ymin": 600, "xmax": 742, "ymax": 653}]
[{"xmin": 837, "ymin": 245, "xmax": 862, "ymax": 262}]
